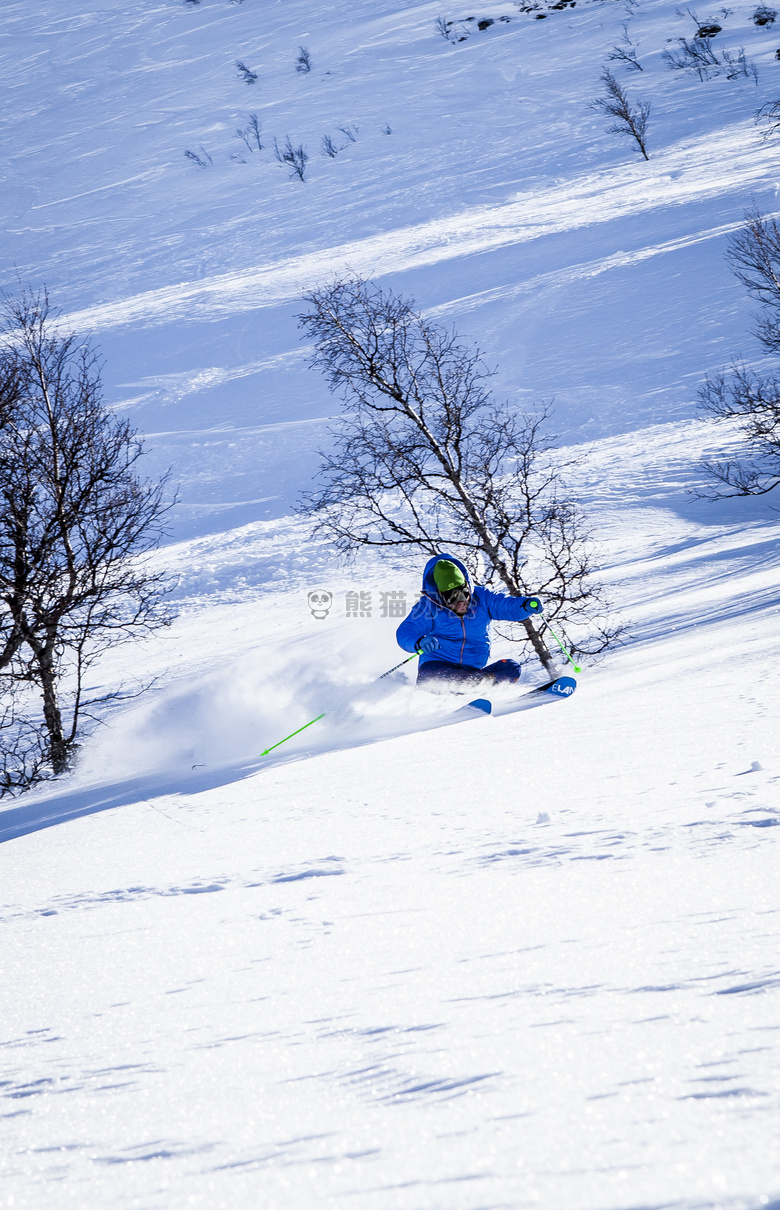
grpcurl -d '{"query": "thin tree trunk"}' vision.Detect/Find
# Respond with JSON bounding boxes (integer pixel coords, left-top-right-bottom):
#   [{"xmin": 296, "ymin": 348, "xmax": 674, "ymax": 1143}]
[
  {"xmin": 522, "ymin": 618, "xmax": 555, "ymax": 676},
  {"xmin": 36, "ymin": 642, "xmax": 69, "ymax": 775}
]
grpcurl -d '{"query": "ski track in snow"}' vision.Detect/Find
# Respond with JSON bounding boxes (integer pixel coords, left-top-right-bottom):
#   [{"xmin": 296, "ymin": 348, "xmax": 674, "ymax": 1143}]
[{"xmin": 62, "ymin": 125, "xmax": 780, "ymax": 333}]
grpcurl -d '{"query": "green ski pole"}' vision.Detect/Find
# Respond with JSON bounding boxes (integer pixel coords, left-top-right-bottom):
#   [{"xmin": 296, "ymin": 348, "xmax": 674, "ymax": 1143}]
[
  {"xmin": 540, "ymin": 619, "xmax": 582, "ymax": 674},
  {"xmin": 259, "ymin": 652, "xmax": 421, "ymax": 757},
  {"xmin": 259, "ymin": 712, "xmax": 326, "ymax": 757}
]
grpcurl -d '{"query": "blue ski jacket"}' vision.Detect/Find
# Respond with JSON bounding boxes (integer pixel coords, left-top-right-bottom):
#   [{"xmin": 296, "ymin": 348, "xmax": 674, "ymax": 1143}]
[{"xmin": 396, "ymin": 553, "xmax": 540, "ymax": 670}]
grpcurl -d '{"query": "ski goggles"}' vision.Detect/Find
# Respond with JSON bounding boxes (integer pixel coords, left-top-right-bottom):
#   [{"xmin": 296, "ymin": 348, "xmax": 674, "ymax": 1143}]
[{"xmin": 441, "ymin": 585, "xmax": 471, "ymax": 606}]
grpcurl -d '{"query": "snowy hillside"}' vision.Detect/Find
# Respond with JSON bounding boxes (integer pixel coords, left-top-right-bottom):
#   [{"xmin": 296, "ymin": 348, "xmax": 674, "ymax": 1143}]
[{"xmin": 2, "ymin": 0, "xmax": 780, "ymax": 1207}]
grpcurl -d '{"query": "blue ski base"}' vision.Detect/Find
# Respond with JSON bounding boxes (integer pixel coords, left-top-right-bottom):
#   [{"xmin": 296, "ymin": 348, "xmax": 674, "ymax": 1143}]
[{"xmin": 462, "ymin": 675, "xmax": 577, "ymax": 719}]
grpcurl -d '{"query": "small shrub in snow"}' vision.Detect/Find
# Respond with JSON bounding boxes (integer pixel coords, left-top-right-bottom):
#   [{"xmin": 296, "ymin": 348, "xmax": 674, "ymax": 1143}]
[
  {"xmin": 592, "ymin": 68, "xmax": 650, "ymax": 161},
  {"xmin": 236, "ymin": 60, "xmax": 258, "ymax": 84},
  {"xmin": 184, "ymin": 146, "xmax": 213, "ymax": 168},
  {"xmin": 321, "ymin": 133, "xmax": 339, "ymax": 158},
  {"xmin": 296, "ymin": 46, "xmax": 312, "ymax": 73},
  {"xmin": 663, "ymin": 36, "xmax": 720, "ymax": 78},
  {"xmin": 434, "ymin": 15, "xmax": 454, "ymax": 41},
  {"xmin": 236, "ymin": 113, "xmax": 263, "ymax": 153},
  {"xmin": 337, "ymin": 124, "xmax": 358, "ymax": 144},
  {"xmin": 663, "ymin": 36, "xmax": 756, "ymax": 82},
  {"xmin": 607, "ymin": 24, "xmax": 643, "ymax": 70},
  {"xmin": 381, "ymin": 123, "xmax": 392, "ymax": 135},
  {"xmin": 753, "ymin": 5, "xmax": 777, "ymax": 24},
  {"xmin": 274, "ymin": 136, "xmax": 308, "ymax": 181},
  {"xmin": 680, "ymin": 5, "xmax": 726, "ymax": 36}
]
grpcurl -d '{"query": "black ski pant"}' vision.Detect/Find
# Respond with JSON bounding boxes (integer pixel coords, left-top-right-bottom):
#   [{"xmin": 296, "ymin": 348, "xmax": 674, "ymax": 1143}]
[{"xmin": 416, "ymin": 658, "xmax": 521, "ymax": 692}]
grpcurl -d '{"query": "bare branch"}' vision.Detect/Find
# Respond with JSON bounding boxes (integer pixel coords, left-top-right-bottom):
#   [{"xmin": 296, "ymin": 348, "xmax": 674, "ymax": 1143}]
[
  {"xmin": 698, "ymin": 363, "xmax": 780, "ymax": 496},
  {"xmin": 607, "ymin": 24, "xmax": 643, "ymax": 70},
  {"xmin": 726, "ymin": 207, "xmax": 780, "ymax": 354}
]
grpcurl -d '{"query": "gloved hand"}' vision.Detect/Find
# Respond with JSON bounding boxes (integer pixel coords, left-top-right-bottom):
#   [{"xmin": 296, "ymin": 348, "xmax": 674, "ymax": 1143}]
[
  {"xmin": 416, "ymin": 634, "xmax": 440, "ymax": 654},
  {"xmin": 523, "ymin": 595, "xmax": 543, "ymax": 614}
]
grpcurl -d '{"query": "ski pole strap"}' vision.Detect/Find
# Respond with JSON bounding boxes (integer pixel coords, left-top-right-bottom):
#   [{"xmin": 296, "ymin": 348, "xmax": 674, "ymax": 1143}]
[{"xmin": 541, "ymin": 620, "xmax": 582, "ymax": 674}]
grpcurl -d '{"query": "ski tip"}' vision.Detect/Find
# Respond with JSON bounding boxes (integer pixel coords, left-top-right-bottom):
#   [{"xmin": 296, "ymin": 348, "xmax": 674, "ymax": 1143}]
[{"xmin": 467, "ymin": 698, "xmax": 492, "ymax": 714}]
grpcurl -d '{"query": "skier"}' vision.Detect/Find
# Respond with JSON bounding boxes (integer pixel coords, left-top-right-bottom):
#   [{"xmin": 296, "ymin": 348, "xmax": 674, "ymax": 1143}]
[{"xmin": 396, "ymin": 554, "xmax": 544, "ymax": 691}]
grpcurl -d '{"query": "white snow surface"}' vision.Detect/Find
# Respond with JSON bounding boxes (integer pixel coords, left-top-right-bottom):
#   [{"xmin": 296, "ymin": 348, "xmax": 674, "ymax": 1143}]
[{"xmin": 2, "ymin": 1, "xmax": 780, "ymax": 1207}]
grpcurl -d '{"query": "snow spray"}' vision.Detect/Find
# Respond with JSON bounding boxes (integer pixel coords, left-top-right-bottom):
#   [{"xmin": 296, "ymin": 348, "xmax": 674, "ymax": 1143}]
[{"xmin": 259, "ymin": 651, "xmax": 420, "ymax": 756}]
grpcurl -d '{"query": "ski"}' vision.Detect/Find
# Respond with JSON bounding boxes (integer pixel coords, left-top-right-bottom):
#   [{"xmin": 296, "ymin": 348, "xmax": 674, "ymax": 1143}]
[
  {"xmin": 443, "ymin": 677, "xmax": 575, "ymax": 727},
  {"xmin": 491, "ymin": 675, "xmax": 577, "ymax": 716},
  {"xmin": 451, "ymin": 697, "xmax": 492, "ymax": 720}
]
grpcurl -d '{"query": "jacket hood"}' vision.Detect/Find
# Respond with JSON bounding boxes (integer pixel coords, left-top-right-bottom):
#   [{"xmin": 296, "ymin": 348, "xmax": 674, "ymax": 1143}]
[{"xmin": 421, "ymin": 553, "xmax": 472, "ymax": 602}]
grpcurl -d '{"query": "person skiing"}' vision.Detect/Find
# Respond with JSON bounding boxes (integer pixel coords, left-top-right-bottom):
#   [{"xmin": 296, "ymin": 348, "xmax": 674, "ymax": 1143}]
[{"xmin": 396, "ymin": 554, "xmax": 544, "ymax": 690}]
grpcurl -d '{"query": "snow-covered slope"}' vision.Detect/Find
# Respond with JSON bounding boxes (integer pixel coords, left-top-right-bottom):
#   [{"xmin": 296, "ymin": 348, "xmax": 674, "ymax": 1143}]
[{"xmin": 1, "ymin": 1, "xmax": 779, "ymax": 1207}]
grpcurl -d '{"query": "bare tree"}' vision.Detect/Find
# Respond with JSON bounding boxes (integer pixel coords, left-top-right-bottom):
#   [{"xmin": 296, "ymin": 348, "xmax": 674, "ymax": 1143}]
[
  {"xmin": 698, "ymin": 365, "xmax": 780, "ymax": 496},
  {"xmin": 756, "ymin": 97, "xmax": 780, "ymax": 141},
  {"xmin": 0, "ymin": 690, "xmax": 49, "ymax": 798},
  {"xmin": 236, "ymin": 113, "xmax": 263, "ymax": 153},
  {"xmin": 592, "ymin": 68, "xmax": 650, "ymax": 160},
  {"xmin": 184, "ymin": 146, "xmax": 213, "ymax": 168},
  {"xmin": 0, "ymin": 287, "xmax": 174, "ymax": 790},
  {"xmin": 697, "ymin": 208, "xmax": 780, "ymax": 496},
  {"xmin": 297, "ymin": 278, "xmax": 621, "ymax": 672},
  {"xmin": 726, "ymin": 206, "xmax": 780, "ymax": 353},
  {"xmin": 607, "ymin": 24, "xmax": 643, "ymax": 70},
  {"xmin": 273, "ymin": 135, "xmax": 309, "ymax": 181}
]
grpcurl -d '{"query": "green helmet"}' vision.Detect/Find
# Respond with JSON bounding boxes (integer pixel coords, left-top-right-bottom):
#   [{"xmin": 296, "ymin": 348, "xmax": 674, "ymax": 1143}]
[{"xmin": 433, "ymin": 559, "xmax": 466, "ymax": 593}]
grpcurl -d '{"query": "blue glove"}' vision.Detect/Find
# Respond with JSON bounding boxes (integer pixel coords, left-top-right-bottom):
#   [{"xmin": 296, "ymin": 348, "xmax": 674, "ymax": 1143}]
[
  {"xmin": 523, "ymin": 595, "xmax": 543, "ymax": 614},
  {"xmin": 416, "ymin": 635, "xmax": 440, "ymax": 654}
]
